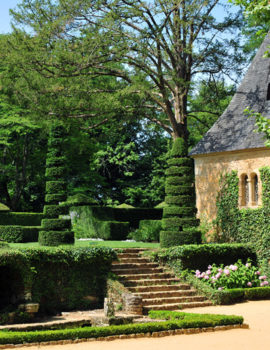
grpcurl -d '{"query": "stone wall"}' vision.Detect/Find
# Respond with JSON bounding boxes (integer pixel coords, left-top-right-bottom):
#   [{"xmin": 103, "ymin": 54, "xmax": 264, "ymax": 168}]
[{"xmin": 192, "ymin": 147, "xmax": 270, "ymax": 221}]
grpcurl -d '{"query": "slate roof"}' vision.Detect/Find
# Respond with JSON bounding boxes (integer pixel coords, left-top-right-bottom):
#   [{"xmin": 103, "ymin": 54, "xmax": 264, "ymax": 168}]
[{"xmin": 190, "ymin": 33, "xmax": 270, "ymax": 156}]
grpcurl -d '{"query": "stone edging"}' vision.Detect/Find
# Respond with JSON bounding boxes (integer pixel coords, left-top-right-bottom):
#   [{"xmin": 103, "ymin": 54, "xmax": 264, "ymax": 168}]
[{"xmin": 0, "ymin": 324, "xmax": 249, "ymax": 348}]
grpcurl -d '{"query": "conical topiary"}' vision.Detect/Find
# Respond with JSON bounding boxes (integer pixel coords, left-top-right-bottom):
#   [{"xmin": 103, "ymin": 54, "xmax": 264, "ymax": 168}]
[
  {"xmin": 39, "ymin": 124, "xmax": 74, "ymax": 246},
  {"xmin": 160, "ymin": 138, "xmax": 201, "ymax": 248}
]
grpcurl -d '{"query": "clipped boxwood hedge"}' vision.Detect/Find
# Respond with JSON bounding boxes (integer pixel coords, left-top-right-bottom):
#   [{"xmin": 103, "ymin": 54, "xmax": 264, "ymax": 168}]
[
  {"xmin": 45, "ymin": 181, "xmax": 66, "ymax": 194},
  {"xmin": 45, "ymin": 167, "xmax": 66, "ymax": 179},
  {"xmin": 41, "ymin": 218, "xmax": 71, "ymax": 230},
  {"xmin": 154, "ymin": 243, "xmax": 257, "ymax": 271},
  {"xmin": 0, "ymin": 212, "xmax": 43, "ymax": 226},
  {"xmin": 46, "ymin": 156, "xmax": 66, "ymax": 167},
  {"xmin": 45, "ymin": 193, "xmax": 67, "ymax": 204},
  {"xmin": 0, "ymin": 225, "xmax": 40, "ymax": 243},
  {"xmin": 43, "ymin": 205, "xmax": 69, "ymax": 218},
  {"xmin": 0, "ymin": 313, "xmax": 243, "ymax": 345},
  {"xmin": 39, "ymin": 230, "xmax": 74, "ymax": 246},
  {"xmin": 0, "ymin": 247, "xmax": 116, "ymax": 313},
  {"xmin": 160, "ymin": 230, "xmax": 201, "ymax": 247}
]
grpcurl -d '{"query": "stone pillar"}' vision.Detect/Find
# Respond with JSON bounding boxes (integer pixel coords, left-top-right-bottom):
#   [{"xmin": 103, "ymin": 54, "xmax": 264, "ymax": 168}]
[{"xmin": 123, "ymin": 293, "xmax": 143, "ymax": 315}]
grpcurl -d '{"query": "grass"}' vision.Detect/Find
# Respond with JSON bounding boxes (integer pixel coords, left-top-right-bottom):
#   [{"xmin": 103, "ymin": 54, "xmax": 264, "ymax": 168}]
[{"xmin": 9, "ymin": 239, "xmax": 160, "ymax": 250}]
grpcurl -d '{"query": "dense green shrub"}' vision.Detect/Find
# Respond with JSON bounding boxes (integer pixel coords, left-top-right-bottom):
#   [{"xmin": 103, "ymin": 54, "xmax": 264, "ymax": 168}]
[
  {"xmin": 38, "ymin": 231, "xmax": 74, "ymax": 246},
  {"xmin": 153, "ymin": 243, "xmax": 257, "ymax": 271},
  {"xmin": 128, "ymin": 220, "xmax": 162, "ymax": 242},
  {"xmin": 41, "ymin": 124, "xmax": 74, "ymax": 246},
  {"xmin": 70, "ymin": 206, "xmax": 162, "ymax": 239},
  {"xmin": 0, "ymin": 313, "xmax": 243, "ymax": 345},
  {"xmin": 160, "ymin": 138, "xmax": 200, "ymax": 248},
  {"xmin": 0, "ymin": 213, "xmax": 43, "ymax": 226},
  {"xmin": 0, "ymin": 247, "xmax": 116, "ymax": 314},
  {"xmin": 216, "ymin": 168, "xmax": 270, "ymax": 265},
  {"xmin": 95, "ymin": 221, "xmax": 130, "ymax": 240},
  {"xmin": 0, "ymin": 226, "xmax": 40, "ymax": 243}
]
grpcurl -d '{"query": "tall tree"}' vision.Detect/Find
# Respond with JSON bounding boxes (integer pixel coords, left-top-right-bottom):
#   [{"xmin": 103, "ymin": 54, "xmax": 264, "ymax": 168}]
[{"xmin": 7, "ymin": 0, "xmax": 245, "ymax": 147}]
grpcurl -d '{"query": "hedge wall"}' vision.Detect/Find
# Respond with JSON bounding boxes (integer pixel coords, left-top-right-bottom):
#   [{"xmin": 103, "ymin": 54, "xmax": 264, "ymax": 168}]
[
  {"xmin": 0, "ymin": 247, "xmax": 116, "ymax": 314},
  {"xmin": 216, "ymin": 168, "xmax": 270, "ymax": 264},
  {"xmin": 153, "ymin": 243, "xmax": 257, "ymax": 272},
  {"xmin": 70, "ymin": 206, "xmax": 162, "ymax": 240},
  {"xmin": 0, "ymin": 226, "xmax": 39, "ymax": 243},
  {"xmin": 0, "ymin": 213, "xmax": 43, "ymax": 226}
]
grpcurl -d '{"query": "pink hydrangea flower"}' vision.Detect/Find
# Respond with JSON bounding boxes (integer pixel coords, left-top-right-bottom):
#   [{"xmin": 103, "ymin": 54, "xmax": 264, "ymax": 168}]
[
  {"xmin": 259, "ymin": 275, "xmax": 267, "ymax": 280},
  {"xmin": 215, "ymin": 272, "xmax": 221, "ymax": 279},
  {"xmin": 206, "ymin": 270, "xmax": 212, "ymax": 275},
  {"xmin": 245, "ymin": 263, "xmax": 251, "ymax": 268},
  {"xmin": 224, "ymin": 269, "xmax": 230, "ymax": 275},
  {"xmin": 247, "ymin": 282, "xmax": 252, "ymax": 287},
  {"xmin": 204, "ymin": 275, "xmax": 209, "ymax": 280},
  {"xmin": 218, "ymin": 287, "xmax": 224, "ymax": 291},
  {"xmin": 256, "ymin": 271, "xmax": 260, "ymax": 275},
  {"xmin": 208, "ymin": 265, "xmax": 212, "ymax": 270}
]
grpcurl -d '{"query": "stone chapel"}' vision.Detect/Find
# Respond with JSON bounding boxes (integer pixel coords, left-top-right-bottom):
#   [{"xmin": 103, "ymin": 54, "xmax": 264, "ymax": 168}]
[{"xmin": 190, "ymin": 33, "xmax": 270, "ymax": 221}]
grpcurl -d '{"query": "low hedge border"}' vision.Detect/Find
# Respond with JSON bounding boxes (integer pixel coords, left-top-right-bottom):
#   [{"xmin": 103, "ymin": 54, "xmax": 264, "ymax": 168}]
[
  {"xmin": 0, "ymin": 226, "xmax": 40, "ymax": 243},
  {"xmin": 152, "ymin": 243, "xmax": 257, "ymax": 272},
  {"xmin": 0, "ymin": 314, "xmax": 244, "ymax": 345},
  {"xmin": 187, "ymin": 273, "xmax": 270, "ymax": 304}
]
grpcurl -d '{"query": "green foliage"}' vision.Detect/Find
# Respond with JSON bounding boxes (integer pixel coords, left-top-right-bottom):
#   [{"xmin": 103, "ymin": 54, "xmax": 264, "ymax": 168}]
[
  {"xmin": 194, "ymin": 259, "xmax": 268, "ymax": 289},
  {"xmin": 38, "ymin": 231, "xmax": 75, "ymax": 246},
  {"xmin": 0, "ymin": 212, "xmax": 43, "ymax": 226},
  {"xmin": 160, "ymin": 230, "xmax": 202, "ymax": 248},
  {"xmin": 215, "ymin": 168, "xmax": 270, "ymax": 264},
  {"xmin": 153, "ymin": 243, "xmax": 257, "ymax": 272},
  {"xmin": 161, "ymin": 138, "xmax": 199, "ymax": 247},
  {"xmin": 128, "ymin": 220, "xmax": 162, "ymax": 242},
  {"xmin": 216, "ymin": 171, "xmax": 239, "ymax": 242},
  {"xmin": 41, "ymin": 219, "xmax": 71, "ymax": 231},
  {"xmin": 41, "ymin": 124, "xmax": 73, "ymax": 246},
  {"xmin": 0, "ymin": 247, "xmax": 116, "ymax": 314},
  {"xmin": 0, "ymin": 226, "xmax": 39, "ymax": 243},
  {"xmin": 0, "ymin": 312, "xmax": 243, "ymax": 344},
  {"xmin": 71, "ymin": 206, "xmax": 162, "ymax": 240},
  {"xmin": 43, "ymin": 205, "xmax": 69, "ymax": 218},
  {"xmin": 0, "ymin": 203, "xmax": 9, "ymax": 212}
]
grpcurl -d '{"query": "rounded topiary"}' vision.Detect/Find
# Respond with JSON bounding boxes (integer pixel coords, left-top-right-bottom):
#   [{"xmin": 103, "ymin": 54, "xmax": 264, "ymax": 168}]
[
  {"xmin": 160, "ymin": 137, "xmax": 201, "ymax": 248},
  {"xmin": 39, "ymin": 123, "xmax": 74, "ymax": 246},
  {"xmin": 39, "ymin": 230, "xmax": 74, "ymax": 246}
]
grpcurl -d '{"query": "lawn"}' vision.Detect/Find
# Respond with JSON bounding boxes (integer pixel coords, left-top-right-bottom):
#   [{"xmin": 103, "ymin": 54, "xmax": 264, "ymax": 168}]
[{"xmin": 9, "ymin": 239, "xmax": 160, "ymax": 249}]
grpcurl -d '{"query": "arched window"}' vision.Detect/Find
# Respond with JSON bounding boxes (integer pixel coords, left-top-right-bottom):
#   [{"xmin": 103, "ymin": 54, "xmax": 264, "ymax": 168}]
[
  {"xmin": 251, "ymin": 173, "xmax": 259, "ymax": 206},
  {"xmin": 240, "ymin": 174, "xmax": 249, "ymax": 206}
]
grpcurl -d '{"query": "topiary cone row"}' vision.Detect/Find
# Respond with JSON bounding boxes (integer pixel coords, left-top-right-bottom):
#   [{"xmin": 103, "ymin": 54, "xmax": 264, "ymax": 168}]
[
  {"xmin": 160, "ymin": 138, "xmax": 201, "ymax": 248},
  {"xmin": 39, "ymin": 124, "xmax": 74, "ymax": 246}
]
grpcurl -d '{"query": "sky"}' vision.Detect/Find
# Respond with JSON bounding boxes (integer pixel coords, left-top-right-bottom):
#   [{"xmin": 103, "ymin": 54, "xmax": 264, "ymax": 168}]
[
  {"xmin": 0, "ymin": 0, "xmax": 20, "ymax": 34},
  {"xmin": 0, "ymin": 0, "xmax": 241, "ymax": 34}
]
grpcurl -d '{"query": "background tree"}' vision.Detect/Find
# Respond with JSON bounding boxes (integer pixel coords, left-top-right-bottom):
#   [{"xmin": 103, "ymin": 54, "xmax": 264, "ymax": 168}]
[{"xmin": 7, "ymin": 0, "xmax": 246, "ymax": 146}]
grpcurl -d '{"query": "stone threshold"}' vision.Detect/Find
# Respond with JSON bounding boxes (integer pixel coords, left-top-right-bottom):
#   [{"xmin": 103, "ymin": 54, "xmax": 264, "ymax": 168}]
[{"xmin": 0, "ymin": 323, "xmax": 249, "ymax": 348}]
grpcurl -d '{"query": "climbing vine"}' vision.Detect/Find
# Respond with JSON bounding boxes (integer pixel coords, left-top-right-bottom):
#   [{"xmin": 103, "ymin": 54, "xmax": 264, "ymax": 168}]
[{"xmin": 215, "ymin": 168, "xmax": 270, "ymax": 265}]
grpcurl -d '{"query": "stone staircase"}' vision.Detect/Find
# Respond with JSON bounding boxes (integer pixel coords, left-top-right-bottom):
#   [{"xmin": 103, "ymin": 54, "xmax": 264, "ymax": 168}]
[{"xmin": 112, "ymin": 248, "xmax": 212, "ymax": 314}]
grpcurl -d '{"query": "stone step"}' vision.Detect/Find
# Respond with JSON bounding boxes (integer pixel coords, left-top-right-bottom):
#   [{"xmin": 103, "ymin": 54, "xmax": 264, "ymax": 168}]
[
  {"xmin": 142, "ymin": 295, "xmax": 206, "ymax": 306},
  {"xmin": 124, "ymin": 278, "xmax": 181, "ymax": 287},
  {"xmin": 134, "ymin": 290, "xmax": 197, "ymax": 299},
  {"xmin": 128, "ymin": 284, "xmax": 191, "ymax": 293},
  {"xmin": 119, "ymin": 272, "xmax": 175, "ymax": 280},
  {"xmin": 117, "ymin": 258, "xmax": 151, "ymax": 264},
  {"xmin": 112, "ymin": 267, "xmax": 164, "ymax": 275},
  {"xmin": 115, "ymin": 248, "xmax": 149, "ymax": 253},
  {"xmin": 112, "ymin": 262, "xmax": 159, "ymax": 269},
  {"xmin": 143, "ymin": 301, "xmax": 213, "ymax": 312}
]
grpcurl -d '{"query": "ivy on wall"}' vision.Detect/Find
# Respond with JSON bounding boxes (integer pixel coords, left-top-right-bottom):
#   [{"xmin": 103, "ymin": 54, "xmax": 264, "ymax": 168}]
[{"xmin": 215, "ymin": 167, "xmax": 270, "ymax": 263}]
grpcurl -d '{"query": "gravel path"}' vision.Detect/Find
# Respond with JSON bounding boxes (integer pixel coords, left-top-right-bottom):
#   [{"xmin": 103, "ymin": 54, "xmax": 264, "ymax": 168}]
[{"xmin": 14, "ymin": 300, "xmax": 270, "ymax": 350}]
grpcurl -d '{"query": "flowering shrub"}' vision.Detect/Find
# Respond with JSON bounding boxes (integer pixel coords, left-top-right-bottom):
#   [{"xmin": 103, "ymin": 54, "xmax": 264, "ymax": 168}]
[{"xmin": 194, "ymin": 259, "xmax": 269, "ymax": 290}]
